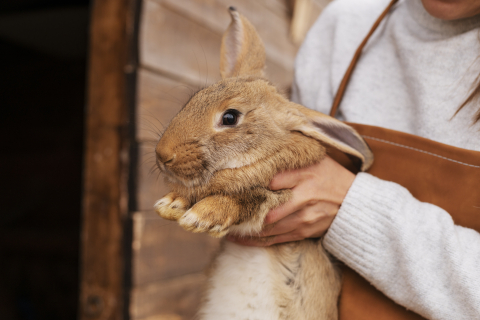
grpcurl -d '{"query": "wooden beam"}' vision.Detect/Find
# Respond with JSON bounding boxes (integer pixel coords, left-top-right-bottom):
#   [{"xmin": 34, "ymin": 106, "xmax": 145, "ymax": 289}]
[{"xmin": 79, "ymin": 0, "xmax": 137, "ymax": 319}]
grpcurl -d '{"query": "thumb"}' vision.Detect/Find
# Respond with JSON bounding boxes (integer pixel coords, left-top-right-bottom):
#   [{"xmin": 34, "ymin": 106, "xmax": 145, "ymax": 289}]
[{"xmin": 269, "ymin": 169, "xmax": 303, "ymax": 190}]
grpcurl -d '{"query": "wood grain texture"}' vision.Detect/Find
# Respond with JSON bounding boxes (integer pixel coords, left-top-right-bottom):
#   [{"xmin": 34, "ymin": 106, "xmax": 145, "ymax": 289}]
[
  {"xmin": 139, "ymin": 0, "xmax": 295, "ymax": 89},
  {"xmin": 136, "ymin": 69, "xmax": 192, "ymax": 142},
  {"xmin": 80, "ymin": 0, "xmax": 135, "ymax": 319},
  {"xmin": 290, "ymin": 0, "xmax": 331, "ymax": 44},
  {"xmin": 130, "ymin": 273, "xmax": 207, "ymax": 320},
  {"xmin": 157, "ymin": 0, "xmax": 296, "ymax": 69},
  {"xmin": 136, "ymin": 142, "xmax": 170, "ymax": 211},
  {"xmin": 132, "ymin": 211, "xmax": 220, "ymax": 286},
  {"xmin": 257, "ymin": 0, "xmax": 290, "ymax": 18},
  {"xmin": 140, "ymin": 0, "xmax": 222, "ymax": 86}
]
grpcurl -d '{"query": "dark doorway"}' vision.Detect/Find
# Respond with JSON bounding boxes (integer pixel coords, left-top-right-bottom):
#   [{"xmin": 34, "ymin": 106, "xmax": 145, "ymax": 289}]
[{"xmin": 0, "ymin": 1, "xmax": 89, "ymax": 319}]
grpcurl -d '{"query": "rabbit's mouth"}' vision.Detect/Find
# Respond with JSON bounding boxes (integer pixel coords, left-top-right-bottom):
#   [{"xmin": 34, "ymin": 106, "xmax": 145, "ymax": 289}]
[
  {"xmin": 156, "ymin": 140, "xmax": 215, "ymax": 186},
  {"xmin": 158, "ymin": 157, "xmax": 215, "ymax": 188}
]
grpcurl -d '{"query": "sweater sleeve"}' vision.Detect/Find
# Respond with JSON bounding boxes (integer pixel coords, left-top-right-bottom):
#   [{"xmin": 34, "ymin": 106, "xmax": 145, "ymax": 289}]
[{"xmin": 323, "ymin": 173, "xmax": 480, "ymax": 320}]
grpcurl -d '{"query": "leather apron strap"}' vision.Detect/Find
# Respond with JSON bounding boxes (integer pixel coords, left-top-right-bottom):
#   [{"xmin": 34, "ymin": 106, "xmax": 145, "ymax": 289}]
[{"xmin": 330, "ymin": 0, "xmax": 398, "ymax": 117}]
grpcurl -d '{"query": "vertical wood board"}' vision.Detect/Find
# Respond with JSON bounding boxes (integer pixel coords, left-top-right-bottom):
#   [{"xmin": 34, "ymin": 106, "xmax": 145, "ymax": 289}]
[
  {"xmin": 136, "ymin": 69, "xmax": 192, "ymax": 142},
  {"xmin": 130, "ymin": 273, "xmax": 207, "ymax": 320},
  {"xmin": 80, "ymin": 0, "xmax": 135, "ymax": 319},
  {"xmin": 140, "ymin": 0, "xmax": 295, "ymax": 89},
  {"xmin": 155, "ymin": 0, "xmax": 297, "ymax": 70},
  {"xmin": 132, "ymin": 211, "xmax": 220, "ymax": 286},
  {"xmin": 136, "ymin": 142, "xmax": 170, "ymax": 211},
  {"xmin": 140, "ymin": 1, "xmax": 222, "ymax": 86}
]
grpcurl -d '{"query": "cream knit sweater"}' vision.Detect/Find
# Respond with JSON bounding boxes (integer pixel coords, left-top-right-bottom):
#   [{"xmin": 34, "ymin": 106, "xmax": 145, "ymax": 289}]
[{"xmin": 292, "ymin": 0, "xmax": 480, "ymax": 319}]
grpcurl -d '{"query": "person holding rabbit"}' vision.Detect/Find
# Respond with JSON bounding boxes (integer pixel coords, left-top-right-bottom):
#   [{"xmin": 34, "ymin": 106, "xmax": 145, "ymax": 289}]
[{"xmin": 227, "ymin": 0, "xmax": 480, "ymax": 319}]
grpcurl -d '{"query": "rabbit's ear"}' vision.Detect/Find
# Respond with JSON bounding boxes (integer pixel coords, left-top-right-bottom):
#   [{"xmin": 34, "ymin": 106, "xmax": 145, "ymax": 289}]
[
  {"xmin": 288, "ymin": 105, "xmax": 374, "ymax": 171},
  {"xmin": 220, "ymin": 7, "xmax": 266, "ymax": 79}
]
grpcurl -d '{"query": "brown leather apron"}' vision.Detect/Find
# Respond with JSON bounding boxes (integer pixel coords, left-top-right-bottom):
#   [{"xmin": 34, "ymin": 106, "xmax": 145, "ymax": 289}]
[{"xmin": 328, "ymin": 1, "xmax": 480, "ymax": 318}]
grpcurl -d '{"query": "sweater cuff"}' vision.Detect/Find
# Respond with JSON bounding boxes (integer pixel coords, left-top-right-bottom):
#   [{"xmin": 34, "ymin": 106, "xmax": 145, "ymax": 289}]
[{"xmin": 323, "ymin": 172, "xmax": 411, "ymax": 278}]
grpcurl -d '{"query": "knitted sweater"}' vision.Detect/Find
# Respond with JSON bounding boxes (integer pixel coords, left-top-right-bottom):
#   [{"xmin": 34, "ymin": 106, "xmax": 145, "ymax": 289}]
[{"xmin": 292, "ymin": 0, "xmax": 480, "ymax": 319}]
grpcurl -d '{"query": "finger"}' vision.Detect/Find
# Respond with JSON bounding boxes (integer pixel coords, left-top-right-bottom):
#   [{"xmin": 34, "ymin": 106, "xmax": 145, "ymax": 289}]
[
  {"xmin": 260, "ymin": 212, "xmax": 300, "ymax": 237},
  {"xmin": 264, "ymin": 189, "xmax": 307, "ymax": 224},
  {"xmin": 226, "ymin": 233, "xmax": 305, "ymax": 247},
  {"xmin": 269, "ymin": 169, "xmax": 304, "ymax": 190},
  {"xmin": 266, "ymin": 220, "xmax": 329, "ymax": 245},
  {"xmin": 265, "ymin": 232, "xmax": 305, "ymax": 245},
  {"xmin": 226, "ymin": 235, "xmax": 276, "ymax": 247},
  {"xmin": 266, "ymin": 201, "xmax": 338, "ymax": 237}
]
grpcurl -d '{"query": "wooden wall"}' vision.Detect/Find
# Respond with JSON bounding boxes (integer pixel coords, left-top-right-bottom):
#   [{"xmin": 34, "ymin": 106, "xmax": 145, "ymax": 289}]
[{"xmin": 130, "ymin": 1, "xmax": 329, "ymax": 319}]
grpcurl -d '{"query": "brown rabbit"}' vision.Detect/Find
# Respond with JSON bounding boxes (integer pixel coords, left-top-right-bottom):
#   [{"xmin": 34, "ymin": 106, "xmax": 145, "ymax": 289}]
[{"xmin": 154, "ymin": 7, "xmax": 373, "ymax": 320}]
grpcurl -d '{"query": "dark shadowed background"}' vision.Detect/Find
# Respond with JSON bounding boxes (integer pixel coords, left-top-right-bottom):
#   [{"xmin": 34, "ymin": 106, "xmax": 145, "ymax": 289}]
[{"xmin": 0, "ymin": 1, "xmax": 89, "ymax": 319}]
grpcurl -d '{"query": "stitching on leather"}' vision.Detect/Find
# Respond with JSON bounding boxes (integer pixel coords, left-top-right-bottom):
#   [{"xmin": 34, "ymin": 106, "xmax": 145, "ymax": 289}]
[{"xmin": 362, "ymin": 135, "xmax": 480, "ymax": 169}]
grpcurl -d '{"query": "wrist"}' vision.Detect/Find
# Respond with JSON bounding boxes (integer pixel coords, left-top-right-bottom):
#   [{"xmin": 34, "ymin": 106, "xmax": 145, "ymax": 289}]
[{"xmin": 320, "ymin": 156, "xmax": 356, "ymax": 205}]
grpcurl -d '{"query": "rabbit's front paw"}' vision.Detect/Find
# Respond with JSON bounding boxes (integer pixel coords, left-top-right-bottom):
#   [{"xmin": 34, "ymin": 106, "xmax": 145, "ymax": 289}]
[
  {"xmin": 154, "ymin": 192, "xmax": 189, "ymax": 221},
  {"xmin": 178, "ymin": 195, "xmax": 240, "ymax": 238}
]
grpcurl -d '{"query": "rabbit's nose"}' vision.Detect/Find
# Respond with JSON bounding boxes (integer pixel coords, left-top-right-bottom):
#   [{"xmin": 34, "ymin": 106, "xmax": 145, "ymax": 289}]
[
  {"xmin": 156, "ymin": 142, "xmax": 176, "ymax": 166},
  {"xmin": 157, "ymin": 150, "xmax": 176, "ymax": 166},
  {"xmin": 159, "ymin": 152, "xmax": 175, "ymax": 166}
]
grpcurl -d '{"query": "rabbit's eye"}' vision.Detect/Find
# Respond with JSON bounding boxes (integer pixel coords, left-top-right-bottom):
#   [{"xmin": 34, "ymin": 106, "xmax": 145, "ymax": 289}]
[{"xmin": 222, "ymin": 110, "xmax": 239, "ymax": 126}]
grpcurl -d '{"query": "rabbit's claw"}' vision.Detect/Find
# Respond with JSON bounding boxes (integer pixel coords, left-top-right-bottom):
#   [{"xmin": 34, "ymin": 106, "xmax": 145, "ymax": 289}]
[
  {"xmin": 178, "ymin": 195, "xmax": 238, "ymax": 238},
  {"xmin": 154, "ymin": 192, "xmax": 189, "ymax": 221}
]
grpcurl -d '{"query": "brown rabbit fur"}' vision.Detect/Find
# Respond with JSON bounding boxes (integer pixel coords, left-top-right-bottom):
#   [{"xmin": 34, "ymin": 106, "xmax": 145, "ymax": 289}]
[{"xmin": 154, "ymin": 7, "xmax": 373, "ymax": 320}]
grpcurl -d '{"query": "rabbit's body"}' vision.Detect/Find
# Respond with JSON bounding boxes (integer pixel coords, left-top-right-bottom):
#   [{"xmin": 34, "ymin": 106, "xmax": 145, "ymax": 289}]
[
  {"xmin": 200, "ymin": 241, "xmax": 340, "ymax": 320},
  {"xmin": 154, "ymin": 8, "xmax": 373, "ymax": 320}
]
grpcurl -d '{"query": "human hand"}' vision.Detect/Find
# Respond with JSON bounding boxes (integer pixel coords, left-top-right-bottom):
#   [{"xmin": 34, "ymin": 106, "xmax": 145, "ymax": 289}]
[{"xmin": 226, "ymin": 156, "xmax": 355, "ymax": 246}]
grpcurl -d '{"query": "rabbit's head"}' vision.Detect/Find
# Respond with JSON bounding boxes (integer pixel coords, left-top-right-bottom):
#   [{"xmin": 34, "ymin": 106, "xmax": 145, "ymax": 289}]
[{"xmin": 156, "ymin": 8, "xmax": 373, "ymax": 188}]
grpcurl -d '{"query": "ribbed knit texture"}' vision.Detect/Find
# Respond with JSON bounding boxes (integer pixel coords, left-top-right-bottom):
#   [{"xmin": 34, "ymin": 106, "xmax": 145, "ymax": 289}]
[
  {"xmin": 323, "ymin": 174, "xmax": 480, "ymax": 319},
  {"xmin": 292, "ymin": 0, "xmax": 480, "ymax": 319}
]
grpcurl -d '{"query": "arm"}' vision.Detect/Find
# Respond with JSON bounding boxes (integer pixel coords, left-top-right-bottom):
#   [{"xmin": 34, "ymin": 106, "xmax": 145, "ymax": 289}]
[{"xmin": 323, "ymin": 173, "xmax": 480, "ymax": 320}]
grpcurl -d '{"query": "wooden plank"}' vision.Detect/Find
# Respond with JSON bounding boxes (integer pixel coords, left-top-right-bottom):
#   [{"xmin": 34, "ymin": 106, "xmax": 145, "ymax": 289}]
[
  {"xmin": 265, "ymin": 58, "xmax": 294, "ymax": 90},
  {"xmin": 165, "ymin": 0, "xmax": 296, "ymax": 69},
  {"xmin": 79, "ymin": 0, "xmax": 136, "ymax": 319},
  {"xmin": 136, "ymin": 141, "xmax": 170, "ymax": 211},
  {"xmin": 136, "ymin": 68, "xmax": 192, "ymax": 142},
  {"xmin": 139, "ymin": 1, "xmax": 222, "ymax": 86},
  {"xmin": 130, "ymin": 273, "xmax": 207, "ymax": 320},
  {"xmin": 217, "ymin": 0, "xmax": 296, "ymax": 69},
  {"xmin": 156, "ymin": 0, "xmax": 297, "ymax": 72},
  {"xmin": 132, "ymin": 211, "xmax": 220, "ymax": 286},
  {"xmin": 257, "ymin": 0, "xmax": 290, "ymax": 18},
  {"xmin": 140, "ymin": 0, "xmax": 295, "ymax": 89},
  {"xmin": 290, "ymin": 0, "xmax": 331, "ymax": 44}
]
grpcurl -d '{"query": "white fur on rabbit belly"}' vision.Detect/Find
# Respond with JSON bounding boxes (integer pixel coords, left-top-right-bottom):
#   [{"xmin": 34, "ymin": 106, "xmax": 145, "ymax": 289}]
[{"xmin": 198, "ymin": 242, "xmax": 281, "ymax": 320}]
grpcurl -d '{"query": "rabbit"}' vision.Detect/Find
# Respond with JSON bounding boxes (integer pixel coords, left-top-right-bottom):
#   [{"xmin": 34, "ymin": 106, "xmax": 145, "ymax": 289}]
[{"xmin": 154, "ymin": 7, "xmax": 374, "ymax": 320}]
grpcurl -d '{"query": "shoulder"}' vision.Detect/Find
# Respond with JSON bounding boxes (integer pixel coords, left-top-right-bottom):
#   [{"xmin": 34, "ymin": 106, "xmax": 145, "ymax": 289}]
[
  {"xmin": 293, "ymin": 0, "xmax": 398, "ymax": 112},
  {"xmin": 313, "ymin": 0, "xmax": 393, "ymax": 34},
  {"xmin": 322, "ymin": 0, "xmax": 392, "ymax": 18},
  {"xmin": 300, "ymin": 0, "xmax": 395, "ymax": 57},
  {"xmin": 297, "ymin": 0, "xmax": 396, "ymax": 71}
]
